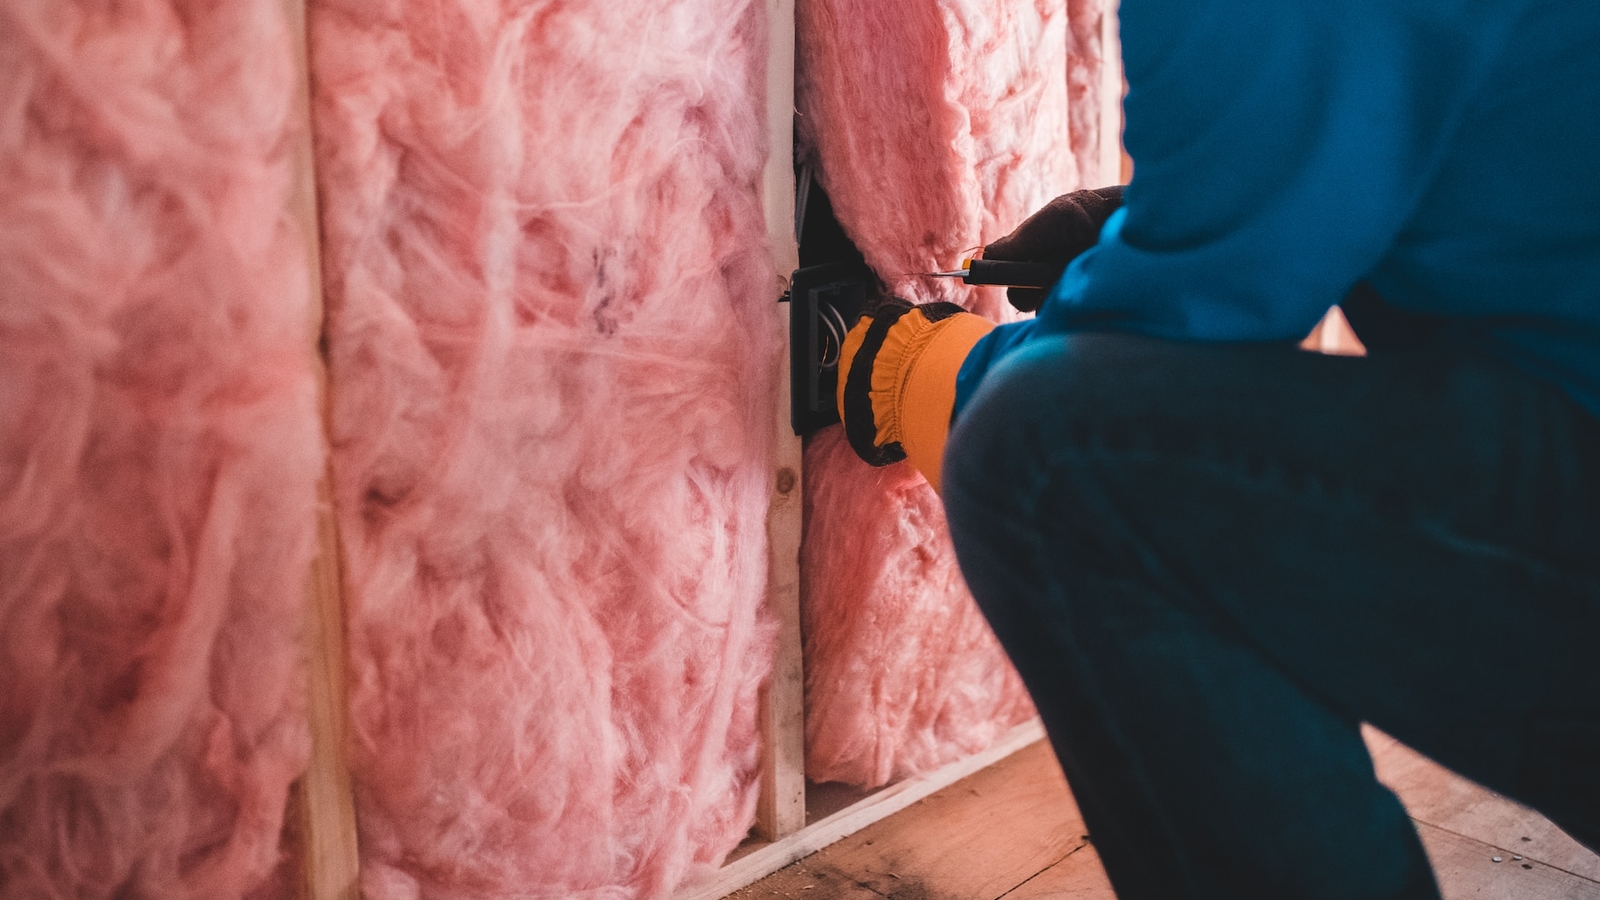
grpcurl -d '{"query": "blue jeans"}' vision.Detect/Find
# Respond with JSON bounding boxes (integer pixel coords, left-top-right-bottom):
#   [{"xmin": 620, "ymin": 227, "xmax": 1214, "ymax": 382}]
[{"xmin": 943, "ymin": 334, "xmax": 1600, "ymax": 900}]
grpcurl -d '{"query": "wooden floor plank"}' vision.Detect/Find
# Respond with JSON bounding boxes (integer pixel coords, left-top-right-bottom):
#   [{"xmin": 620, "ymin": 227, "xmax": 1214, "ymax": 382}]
[
  {"xmin": 818, "ymin": 740, "xmax": 1084, "ymax": 900},
  {"xmin": 726, "ymin": 854, "xmax": 883, "ymax": 900},
  {"xmin": 698, "ymin": 724, "xmax": 1049, "ymax": 900},
  {"xmin": 1365, "ymin": 727, "xmax": 1600, "ymax": 882},
  {"xmin": 1005, "ymin": 799, "xmax": 1600, "ymax": 900},
  {"xmin": 1418, "ymin": 821, "xmax": 1600, "ymax": 900},
  {"xmin": 733, "ymin": 740, "xmax": 1084, "ymax": 900},
  {"xmin": 735, "ymin": 732, "xmax": 1600, "ymax": 900},
  {"xmin": 1001, "ymin": 844, "xmax": 1116, "ymax": 900}
]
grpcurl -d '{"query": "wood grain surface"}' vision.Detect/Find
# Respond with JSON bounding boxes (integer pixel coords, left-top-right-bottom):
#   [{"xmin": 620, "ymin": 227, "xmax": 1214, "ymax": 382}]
[{"xmin": 733, "ymin": 733, "xmax": 1600, "ymax": 900}]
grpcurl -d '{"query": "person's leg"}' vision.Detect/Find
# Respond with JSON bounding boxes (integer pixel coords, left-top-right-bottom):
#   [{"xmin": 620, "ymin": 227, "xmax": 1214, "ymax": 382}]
[{"xmin": 942, "ymin": 333, "xmax": 1600, "ymax": 900}]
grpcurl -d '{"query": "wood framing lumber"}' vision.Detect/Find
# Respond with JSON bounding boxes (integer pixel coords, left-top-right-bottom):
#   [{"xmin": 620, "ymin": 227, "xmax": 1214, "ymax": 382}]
[
  {"xmin": 300, "ymin": 496, "xmax": 361, "ymax": 900},
  {"xmin": 1099, "ymin": 1, "xmax": 1123, "ymax": 185},
  {"xmin": 756, "ymin": 0, "xmax": 809, "ymax": 844},
  {"xmin": 283, "ymin": 1, "xmax": 361, "ymax": 897}
]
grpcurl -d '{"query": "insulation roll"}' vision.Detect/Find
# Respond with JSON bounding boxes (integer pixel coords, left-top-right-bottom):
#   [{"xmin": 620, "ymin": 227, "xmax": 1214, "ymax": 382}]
[
  {"xmin": 800, "ymin": 431, "xmax": 1035, "ymax": 786},
  {"xmin": 796, "ymin": 0, "xmax": 1110, "ymax": 787},
  {"xmin": 0, "ymin": 1, "xmax": 322, "ymax": 896},
  {"xmin": 308, "ymin": 1, "xmax": 781, "ymax": 896}
]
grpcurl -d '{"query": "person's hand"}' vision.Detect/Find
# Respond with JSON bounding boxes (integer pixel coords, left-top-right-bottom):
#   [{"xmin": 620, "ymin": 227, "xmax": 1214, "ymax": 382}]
[
  {"xmin": 835, "ymin": 295, "xmax": 994, "ymax": 492},
  {"xmin": 984, "ymin": 185, "xmax": 1124, "ymax": 313}
]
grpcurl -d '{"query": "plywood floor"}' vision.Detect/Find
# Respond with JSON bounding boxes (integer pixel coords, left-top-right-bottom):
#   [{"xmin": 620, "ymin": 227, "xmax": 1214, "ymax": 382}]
[{"xmin": 732, "ymin": 730, "xmax": 1600, "ymax": 900}]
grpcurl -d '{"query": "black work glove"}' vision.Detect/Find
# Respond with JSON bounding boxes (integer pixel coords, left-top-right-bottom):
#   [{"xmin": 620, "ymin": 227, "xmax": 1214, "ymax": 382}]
[{"xmin": 983, "ymin": 185, "xmax": 1125, "ymax": 313}]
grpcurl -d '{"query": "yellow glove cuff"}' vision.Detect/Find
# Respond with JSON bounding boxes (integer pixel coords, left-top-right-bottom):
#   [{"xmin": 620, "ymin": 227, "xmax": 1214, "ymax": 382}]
[{"xmin": 837, "ymin": 303, "xmax": 993, "ymax": 493}]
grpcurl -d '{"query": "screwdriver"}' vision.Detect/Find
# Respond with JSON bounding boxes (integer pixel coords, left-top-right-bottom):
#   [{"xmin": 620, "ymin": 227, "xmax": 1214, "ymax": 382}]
[{"xmin": 926, "ymin": 258, "xmax": 1066, "ymax": 289}]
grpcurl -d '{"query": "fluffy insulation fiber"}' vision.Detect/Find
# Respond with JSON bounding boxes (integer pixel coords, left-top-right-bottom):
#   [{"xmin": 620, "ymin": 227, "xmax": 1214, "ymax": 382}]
[
  {"xmin": 797, "ymin": 0, "xmax": 1109, "ymax": 786},
  {"xmin": 0, "ymin": 2, "xmax": 321, "ymax": 898},
  {"xmin": 309, "ymin": 2, "xmax": 779, "ymax": 898}
]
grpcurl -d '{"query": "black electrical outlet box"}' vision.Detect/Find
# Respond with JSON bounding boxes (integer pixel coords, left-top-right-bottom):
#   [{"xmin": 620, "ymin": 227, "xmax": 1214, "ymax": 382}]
[
  {"xmin": 788, "ymin": 166, "xmax": 877, "ymax": 436},
  {"xmin": 789, "ymin": 260, "xmax": 874, "ymax": 436}
]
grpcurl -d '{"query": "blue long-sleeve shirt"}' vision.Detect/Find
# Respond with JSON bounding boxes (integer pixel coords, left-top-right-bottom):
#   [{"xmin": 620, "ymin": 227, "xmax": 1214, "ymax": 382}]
[{"xmin": 956, "ymin": 1, "xmax": 1600, "ymax": 420}]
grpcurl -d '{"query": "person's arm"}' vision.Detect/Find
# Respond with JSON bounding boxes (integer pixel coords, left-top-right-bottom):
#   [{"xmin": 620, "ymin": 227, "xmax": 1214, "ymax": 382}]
[
  {"xmin": 840, "ymin": 0, "xmax": 1525, "ymax": 486},
  {"xmin": 956, "ymin": 0, "xmax": 1527, "ymax": 414}
]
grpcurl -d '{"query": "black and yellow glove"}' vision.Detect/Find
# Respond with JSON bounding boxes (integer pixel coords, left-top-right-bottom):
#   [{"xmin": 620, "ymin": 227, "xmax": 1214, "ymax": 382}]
[
  {"xmin": 836, "ymin": 296, "xmax": 994, "ymax": 493},
  {"xmin": 834, "ymin": 187, "xmax": 1122, "ymax": 489}
]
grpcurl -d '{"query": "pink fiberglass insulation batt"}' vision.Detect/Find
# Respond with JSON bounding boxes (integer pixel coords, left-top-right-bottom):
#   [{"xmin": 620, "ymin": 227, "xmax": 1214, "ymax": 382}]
[
  {"xmin": 0, "ymin": 2, "xmax": 322, "ymax": 898},
  {"xmin": 800, "ymin": 433, "xmax": 1035, "ymax": 786},
  {"xmin": 796, "ymin": 0, "xmax": 1109, "ymax": 787},
  {"xmin": 309, "ymin": 1, "xmax": 779, "ymax": 898}
]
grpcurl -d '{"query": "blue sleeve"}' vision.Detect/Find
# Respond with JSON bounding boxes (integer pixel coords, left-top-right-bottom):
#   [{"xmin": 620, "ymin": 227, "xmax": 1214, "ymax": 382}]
[{"xmin": 956, "ymin": 0, "xmax": 1524, "ymax": 416}]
